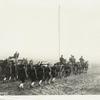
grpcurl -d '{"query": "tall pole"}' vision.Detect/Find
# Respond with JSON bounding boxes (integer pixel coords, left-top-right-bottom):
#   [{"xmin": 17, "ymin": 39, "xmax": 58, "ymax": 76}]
[{"xmin": 58, "ymin": 3, "xmax": 61, "ymax": 60}]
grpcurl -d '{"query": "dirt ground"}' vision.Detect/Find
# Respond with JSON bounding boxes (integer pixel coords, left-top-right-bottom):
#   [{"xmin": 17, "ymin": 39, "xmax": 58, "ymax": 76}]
[{"xmin": 0, "ymin": 65, "xmax": 100, "ymax": 95}]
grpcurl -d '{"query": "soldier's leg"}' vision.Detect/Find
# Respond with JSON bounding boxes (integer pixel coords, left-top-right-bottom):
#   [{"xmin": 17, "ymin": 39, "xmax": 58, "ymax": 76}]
[{"xmin": 30, "ymin": 81, "xmax": 35, "ymax": 87}]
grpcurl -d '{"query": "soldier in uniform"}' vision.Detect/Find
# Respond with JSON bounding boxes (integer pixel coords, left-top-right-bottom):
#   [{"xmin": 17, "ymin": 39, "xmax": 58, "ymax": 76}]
[
  {"xmin": 59, "ymin": 55, "xmax": 66, "ymax": 65},
  {"xmin": 11, "ymin": 61, "xmax": 16, "ymax": 81},
  {"xmin": 18, "ymin": 61, "xmax": 26, "ymax": 89},
  {"xmin": 69, "ymin": 55, "xmax": 76, "ymax": 74},
  {"xmin": 27, "ymin": 60, "xmax": 37, "ymax": 87},
  {"xmin": 43, "ymin": 63, "xmax": 51, "ymax": 84},
  {"xmin": 69, "ymin": 55, "xmax": 76, "ymax": 64},
  {"xmin": 35, "ymin": 62, "xmax": 44, "ymax": 86},
  {"xmin": 79, "ymin": 56, "xmax": 85, "ymax": 72},
  {"xmin": 3, "ymin": 60, "xmax": 11, "ymax": 82},
  {"xmin": 79, "ymin": 56, "xmax": 84, "ymax": 63},
  {"xmin": 13, "ymin": 52, "xmax": 19, "ymax": 80}
]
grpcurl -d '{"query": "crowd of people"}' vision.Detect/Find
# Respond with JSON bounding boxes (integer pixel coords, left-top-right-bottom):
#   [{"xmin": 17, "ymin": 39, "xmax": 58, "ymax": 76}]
[{"xmin": 0, "ymin": 52, "xmax": 89, "ymax": 89}]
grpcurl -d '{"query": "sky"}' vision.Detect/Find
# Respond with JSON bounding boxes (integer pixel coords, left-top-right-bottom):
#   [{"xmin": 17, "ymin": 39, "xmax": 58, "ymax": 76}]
[{"xmin": 0, "ymin": 0, "xmax": 100, "ymax": 64}]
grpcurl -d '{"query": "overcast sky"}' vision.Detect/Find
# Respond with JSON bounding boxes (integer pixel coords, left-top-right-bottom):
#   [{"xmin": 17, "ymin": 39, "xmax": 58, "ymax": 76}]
[{"xmin": 0, "ymin": 0, "xmax": 100, "ymax": 64}]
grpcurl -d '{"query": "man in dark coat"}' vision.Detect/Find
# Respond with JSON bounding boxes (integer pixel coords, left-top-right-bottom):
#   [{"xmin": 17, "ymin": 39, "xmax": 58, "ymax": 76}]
[
  {"xmin": 43, "ymin": 64, "xmax": 51, "ymax": 84},
  {"xmin": 35, "ymin": 63, "xmax": 44, "ymax": 86},
  {"xmin": 51, "ymin": 65, "xmax": 57, "ymax": 82},
  {"xmin": 17, "ymin": 61, "xmax": 26, "ymax": 89},
  {"xmin": 3, "ymin": 61, "xmax": 11, "ymax": 82},
  {"xmin": 27, "ymin": 60, "xmax": 37, "ymax": 87},
  {"xmin": 11, "ymin": 61, "xmax": 16, "ymax": 81}
]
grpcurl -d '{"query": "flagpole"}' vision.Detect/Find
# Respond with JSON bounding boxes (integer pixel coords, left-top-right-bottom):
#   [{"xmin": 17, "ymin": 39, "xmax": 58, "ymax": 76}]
[{"xmin": 58, "ymin": 3, "xmax": 61, "ymax": 60}]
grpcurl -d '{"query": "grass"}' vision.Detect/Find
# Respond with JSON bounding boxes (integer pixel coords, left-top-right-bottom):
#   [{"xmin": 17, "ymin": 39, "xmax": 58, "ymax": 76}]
[{"xmin": 0, "ymin": 66, "xmax": 100, "ymax": 95}]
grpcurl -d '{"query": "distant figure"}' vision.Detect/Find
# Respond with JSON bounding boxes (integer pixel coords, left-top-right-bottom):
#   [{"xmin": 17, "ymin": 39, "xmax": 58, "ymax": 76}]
[
  {"xmin": 59, "ymin": 55, "xmax": 66, "ymax": 65},
  {"xmin": 79, "ymin": 56, "xmax": 85, "ymax": 67},
  {"xmin": 69, "ymin": 55, "xmax": 76, "ymax": 64},
  {"xmin": 79, "ymin": 56, "xmax": 84, "ymax": 63}
]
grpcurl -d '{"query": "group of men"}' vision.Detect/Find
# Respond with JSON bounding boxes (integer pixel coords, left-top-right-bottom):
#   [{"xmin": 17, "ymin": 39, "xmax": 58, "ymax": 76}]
[
  {"xmin": 2, "ymin": 59, "xmax": 57, "ymax": 89},
  {"xmin": 17, "ymin": 60, "xmax": 58, "ymax": 89},
  {"xmin": 1, "ymin": 52, "xmax": 88, "ymax": 89},
  {"xmin": 60, "ymin": 55, "xmax": 85, "ymax": 65},
  {"xmin": 59, "ymin": 55, "xmax": 88, "ymax": 74}
]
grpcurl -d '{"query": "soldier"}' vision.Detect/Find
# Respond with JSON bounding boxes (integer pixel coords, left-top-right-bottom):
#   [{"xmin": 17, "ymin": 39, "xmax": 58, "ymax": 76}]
[
  {"xmin": 13, "ymin": 52, "xmax": 19, "ymax": 80},
  {"xmin": 69, "ymin": 55, "xmax": 76, "ymax": 75},
  {"xmin": 18, "ymin": 61, "xmax": 26, "ymax": 89},
  {"xmin": 11, "ymin": 61, "xmax": 16, "ymax": 81},
  {"xmin": 79, "ymin": 56, "xmax": 85, "ymax": 72},
  {"xmin": 3, "ymin": 60, "xmax": 11, "ymax": 82},
  {"xmin": 27, "ymin": 60, "xmax": 37, "ymax": 87},
  {"xmin": 43, "ymin": 63, "xmax": 51, "ymax": 84},
  {"xmin": 59, "ymin": 55, "xmax": 66, "ymax": 65},
  {"xmin": 35, "ymin": 63, "xmax": 44, "ymax": 86},
  {"xmin": 69, "ymin": 55, "xmax": 76, "ymax": 64},
  {"xmin": 79, "ymin": 56, "xmax": 84, "ymax": 63},
  {"xmin": 50, "ymin": 64, "xmax": 56, "ymax": 81}
]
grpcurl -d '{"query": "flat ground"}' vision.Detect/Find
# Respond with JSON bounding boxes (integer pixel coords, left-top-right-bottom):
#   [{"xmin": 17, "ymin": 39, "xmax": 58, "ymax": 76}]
[{"xmin": 0, "ymin": 65, "xmax": 100, "ymax": 95}]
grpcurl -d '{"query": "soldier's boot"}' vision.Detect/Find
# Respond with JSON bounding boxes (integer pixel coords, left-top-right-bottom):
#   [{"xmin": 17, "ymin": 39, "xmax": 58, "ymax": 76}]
[
  {"xmin": 30, "ymin": 82, "xmax": 35, "ymax": 88},
  {"xmin": 39, "ymin": 80, "xmax": 42, "ymax": 86},
  {"xmin": 18, "ymin": 83, "xmax": 24, "ymax": 89}
]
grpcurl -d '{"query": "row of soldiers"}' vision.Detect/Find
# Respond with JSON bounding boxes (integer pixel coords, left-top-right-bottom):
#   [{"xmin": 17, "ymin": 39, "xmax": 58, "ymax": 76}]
[
  {"xmin": 1, "ymin": 53, "xmax": 88, "ymax": 89},
  {"xmin": 60, "ymin": 55, "xmax": 85, "ymax": 65},
  {"xmin": 2, "ymin": 59, "xmax": 57, "ymax": 88},
  {"xmin": 59, "ymin": 55, "xmax": 88, "ymax": 75}
]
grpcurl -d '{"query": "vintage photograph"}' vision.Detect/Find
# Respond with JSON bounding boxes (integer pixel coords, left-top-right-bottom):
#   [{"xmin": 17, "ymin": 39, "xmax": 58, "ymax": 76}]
[{"xmin": 0, "ymin": 0, "xmax": 100, "ymax": 95}]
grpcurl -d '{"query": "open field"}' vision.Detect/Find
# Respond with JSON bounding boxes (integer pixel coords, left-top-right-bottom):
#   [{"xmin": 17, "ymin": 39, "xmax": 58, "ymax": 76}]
[{"xmin": 0, "ymin": 65, "xmax": 100, "ymax": 95}]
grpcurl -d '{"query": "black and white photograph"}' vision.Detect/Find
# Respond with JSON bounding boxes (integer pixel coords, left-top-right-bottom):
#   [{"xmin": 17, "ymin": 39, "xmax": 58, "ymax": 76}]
[{"xmin": 0, "ymin": 0, "xmax": 100, "ymax": 96}]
